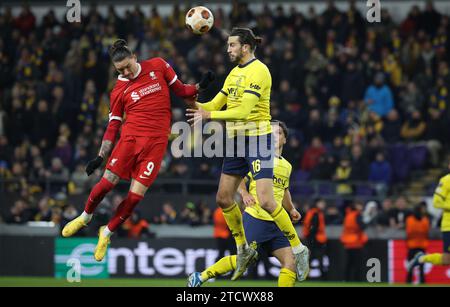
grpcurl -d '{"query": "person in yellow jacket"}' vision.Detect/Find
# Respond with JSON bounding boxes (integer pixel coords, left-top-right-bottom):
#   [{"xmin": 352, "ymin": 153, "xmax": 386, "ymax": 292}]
[{"xmin": 408, "ymin": 164, "xmax": 450, "ymax": 270}]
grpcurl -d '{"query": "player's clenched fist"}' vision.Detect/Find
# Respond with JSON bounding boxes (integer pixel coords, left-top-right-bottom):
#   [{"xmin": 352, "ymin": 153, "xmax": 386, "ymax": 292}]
[
  {"xmin": 289, "ymin": 208, "xmax": 301, "ymax": 223},
  {"xmin": 85, "ymin": 156, "xmax": 104, "ymax": 176}
]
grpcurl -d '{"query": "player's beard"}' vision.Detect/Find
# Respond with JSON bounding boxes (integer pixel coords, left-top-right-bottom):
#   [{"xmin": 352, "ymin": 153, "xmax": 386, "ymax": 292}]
[{"xmin": 229, "ymin": 48, "xmax": 243, "ymax": 64}]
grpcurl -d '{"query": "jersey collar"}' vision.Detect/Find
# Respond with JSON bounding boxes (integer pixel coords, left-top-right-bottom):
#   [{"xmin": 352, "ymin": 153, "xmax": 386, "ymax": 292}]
[
  {"xmin": 118, "ymin": 63, "xmax": 142, "ymax": 81},
  {"xmin": 238, "ymin": 58, "xmax": 257, "ymax": 68}
]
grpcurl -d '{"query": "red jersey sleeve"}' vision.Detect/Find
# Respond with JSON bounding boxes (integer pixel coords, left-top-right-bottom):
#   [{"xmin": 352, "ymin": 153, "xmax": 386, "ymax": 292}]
[
  {"xmin": 103, "ymin": 86, "xmax": 125, "ymax": 142},
  {"xmin": 153, "ymin": 57, "xmax": 178, "ymax": 86},
  {"xmin": 108, "ymin": 86, "xmax": 125, "ymax": 123}
]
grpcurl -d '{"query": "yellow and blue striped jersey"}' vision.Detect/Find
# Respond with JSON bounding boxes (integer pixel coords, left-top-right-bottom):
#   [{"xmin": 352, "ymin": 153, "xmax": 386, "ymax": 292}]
[
  {"xmin": 245, "ymin": 156, "xmax": 292, "ymax": 221},
  {"xmin": 433, "ymin": 173, "xmax": 450, "ymax": 232}
]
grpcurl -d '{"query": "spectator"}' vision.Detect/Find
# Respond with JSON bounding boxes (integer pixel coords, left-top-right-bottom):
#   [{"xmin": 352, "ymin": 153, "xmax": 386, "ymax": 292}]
[
  {"xmin": 376, "ymin": 198, "xmax": 397, "ymax": 229},
  {"xmin": 400, "ymin": 110, "xmax": 427, "ymax": 142},
  {"xmin": 5, "ymin": 199, "xmax": 31, "ymax": 224},
  {"xmin": 349, "ymin": 144, "xmax": 369, "ymax": 181},
  {"xmin": 393, "ymin": 196, "xmax": 412, "ymax": 229},
  {"xmin": 382, "ymin": 109, "xmax": 402, "ymax": 144},
  {"xmin": 419, "ymin": 0, "xmax": 442, "ymax": 36},
  {"xmin": 362, "ymin": 201, "xmax": 379, "ymax": 227},
  {"xmin": 363, "ymin": 72, "xmax": 394, "ymax": 117},
  {"xmin": 324, "ymin": 204, "xmax": 343, "ymax": 225},
  {"xmin": 341, "ymin": 61, "xmax": 365, "ymax": 105},
  {"xmin": 301, "ymin": 137, "xmax": 326, "ymax": 171},
  {"xmin": 45, "ymin": 157, "xmax": 69, "ymax": 190},
  {"xmin": 333, "ymin": 156, "xmax": 352, "ymax": 195},
  {"xmin": 180, "ymin": 202, "xmax": 201, "ymax": 226},
  {"xmin": 122, "ymin": 211, "xmax": 154, "ymax": 238},
  {"xmin": 310, "ymin": 154, "xmax": 336, "ymax": 180},
  {"xmin": 158, "ymin": 202, "xmax": 178, "ymax": 224},
  {"xmin": 52, "ymin": 136, "xmax": 72, "ymax": 167},
  {"xmin": 69, "ymin": 163, "xmax": 89, "ymax": 195},
  {"xmin": 61, "ymin": 204, "xmax": 79, "ymax": 228},
  {"xmin": 323, "ymin": 109, "xmax": 344, "ymax": 144},
  {"xmin": 197, "ymin": 200, "xmax": 212, "ymax": 225},
  {"xmin": 328, "ymin": 135, "xmax": 349, "ymax": 161},
  {"xmin": 425, "ymin": 107, "xmax": 444, "ymax": 166},
  {"xmin": 303, "ymin": 108, "xmax": 326, "ymax": 145},
  {"xmin": 368, "ymin": 152, "xmax": 392, "ymax": 186},
  {"xmin": 34, "ymin": 196, "xmax": 52, "ymax": 222},
  {"xmin": 283, "ymin": 134, "xmax": 303, "ymax": 171},
  {"xmin": 399, "ymin": 82, "xmax": 425, "ymax": 115}
]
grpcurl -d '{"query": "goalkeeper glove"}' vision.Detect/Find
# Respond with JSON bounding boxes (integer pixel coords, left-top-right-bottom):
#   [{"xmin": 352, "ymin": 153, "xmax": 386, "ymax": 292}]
[
  {"xmin": 198, "ymin": 71, "xmax": 215, "ymax": 89},
  {"xmin": 86, "ymin": 156, "xmax": 104, "ymax": 176}
]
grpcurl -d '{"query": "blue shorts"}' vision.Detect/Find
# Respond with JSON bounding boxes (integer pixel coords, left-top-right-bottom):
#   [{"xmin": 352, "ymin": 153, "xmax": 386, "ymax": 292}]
[
  {"xmin": 443, "ymin": 232, "xmax": 450, "ymax": 253},
  {"xmin": 222, "ymin": 133, "xmax": 274, "ymax": 180},
  {"xmin": 243, "ymin": 212, "xmax": 290, "ymax": 256}
]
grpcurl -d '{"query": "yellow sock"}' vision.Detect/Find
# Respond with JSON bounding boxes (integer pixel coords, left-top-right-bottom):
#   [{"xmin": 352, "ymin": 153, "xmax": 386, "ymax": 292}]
[
  {"xmin": 222, "ymin": 203, "xmax": 247, "ymax": 246},
  {"xmin": 201, "ymin": 255, "xmax": 236, "ymax": 281},
  {"xmin": 270, "ymin": 205, "xmax": 302, "ymax": 249},
  {"xmin": 421, "ymin": 253, "xmax": 443, "ymax": 265},
  {"xmin": 278, "ymin": 267, "xmax": 296, "ymax": 287}
]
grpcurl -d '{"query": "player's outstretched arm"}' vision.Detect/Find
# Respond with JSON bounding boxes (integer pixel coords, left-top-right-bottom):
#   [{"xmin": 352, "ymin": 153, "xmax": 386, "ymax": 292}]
[
  {"xmin": 186, "ymin": 90, "xmax": 257, "ymax": 124},
  {"xmin": 170, "ymin": 71, "xmax": 215, "ymax": 98},
  {"xmin": 209, "ymin": 91, "xmax": 258, "ymax": 120},
  {"xmin": 282, "ymin": 189, "xmax": 301, "ymax": 223},
  {"xmin": 85, "ymin": 119, "xmax": 121, "ymax": 176}
]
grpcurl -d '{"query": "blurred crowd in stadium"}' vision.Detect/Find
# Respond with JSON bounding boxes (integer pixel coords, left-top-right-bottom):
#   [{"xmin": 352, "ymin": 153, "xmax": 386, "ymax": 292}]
[{"xmin": 0, "ymin": 1, "xmax": 449, "ymax": 233}]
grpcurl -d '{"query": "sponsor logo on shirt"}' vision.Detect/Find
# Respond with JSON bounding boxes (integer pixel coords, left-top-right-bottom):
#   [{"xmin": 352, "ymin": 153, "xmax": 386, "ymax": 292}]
[
  {"xmin": 131, "ymin": 91, "xmax": 140, "ymax": 102},
  {"xmin": 130, "ymin": 83, "xmax": 162, "ymax": 102},
  {"xmin": 250, "ymin": 83, "xmax": 261, "ymax": 90}
]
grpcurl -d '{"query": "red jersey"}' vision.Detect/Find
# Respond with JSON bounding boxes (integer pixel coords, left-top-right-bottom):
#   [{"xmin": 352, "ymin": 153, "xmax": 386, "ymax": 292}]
[{"xmin": 108, "ymin": 57, "xmax": 178, "ymax": 137}]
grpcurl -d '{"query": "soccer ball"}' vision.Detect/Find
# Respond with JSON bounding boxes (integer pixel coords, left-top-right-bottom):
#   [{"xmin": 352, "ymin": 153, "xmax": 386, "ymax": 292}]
[{"xmin": 185, "ymin": 6, "xmax": 214, "ymax": 35}]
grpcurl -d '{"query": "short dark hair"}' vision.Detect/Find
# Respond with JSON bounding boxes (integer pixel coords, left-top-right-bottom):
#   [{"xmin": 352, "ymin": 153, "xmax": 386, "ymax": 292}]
[
  {"xmin": 109, "ymin": 39, "xmax": 133, "ymax": 62},
  {"xmin": 229, "ymin": 27, "xmax": 262, "ymax": 51},
  {"xmin": 271, "ymin": 120, "xmax": 289, "ymax": 138}
]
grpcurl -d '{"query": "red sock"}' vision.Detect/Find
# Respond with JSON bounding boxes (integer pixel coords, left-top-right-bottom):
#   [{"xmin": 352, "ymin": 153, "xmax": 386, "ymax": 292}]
[
  {"xmin": 84, "ymin": 178, "xmax": 115, "ymax": 214},
  {"xmin": 107, "ymin": 192, "xmax": 144, "ymax": 232}
]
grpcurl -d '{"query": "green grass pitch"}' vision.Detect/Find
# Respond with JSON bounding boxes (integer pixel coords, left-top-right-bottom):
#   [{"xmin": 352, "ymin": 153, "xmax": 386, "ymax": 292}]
[{"xmin": 0, "ymin": 277, "xmax": 446, "ymax": 287}]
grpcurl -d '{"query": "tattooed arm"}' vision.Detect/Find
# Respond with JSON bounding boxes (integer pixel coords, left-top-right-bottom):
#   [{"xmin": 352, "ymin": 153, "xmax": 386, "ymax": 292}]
[
  {"xmin": 98, "ymin": 140, "xmax": 114, "ymax": 159},
  {"xmin": 85, "ymin": 119, "xmax": 121, "ymax": 176}
]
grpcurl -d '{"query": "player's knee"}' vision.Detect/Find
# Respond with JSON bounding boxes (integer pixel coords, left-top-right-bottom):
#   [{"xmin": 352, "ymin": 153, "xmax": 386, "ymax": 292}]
[
  {"xmin": 216, "ymin": 193, "xmax": 233, "ymax": 209},
  {"xmin": 259, "ymin": 198, "xmax": 277, "ymax": 213}
]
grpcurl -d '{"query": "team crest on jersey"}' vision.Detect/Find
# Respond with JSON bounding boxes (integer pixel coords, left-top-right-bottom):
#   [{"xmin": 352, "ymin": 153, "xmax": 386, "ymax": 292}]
[
  {"xmin": 131, "ymin": 91, "xmax": 140, "ymax": 102},
  {"xmin": 236, "ymin": 76, "xmax": 243, "ymax": 87},
  {"xmin": 149, "ymin": 71, "xmax": 157, "ymax": 80},
  {"xmin": 110, "ymin": 158, "xmax": 118, "ymax": 166}
]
